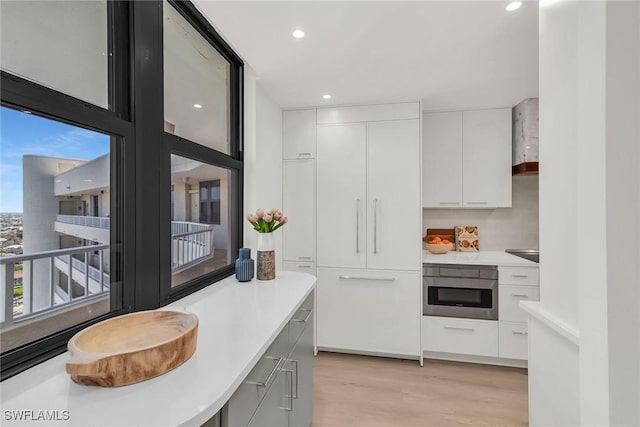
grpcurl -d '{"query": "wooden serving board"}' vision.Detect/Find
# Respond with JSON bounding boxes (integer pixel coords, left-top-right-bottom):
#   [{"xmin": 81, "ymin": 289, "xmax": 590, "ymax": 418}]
[
  {"xmin": 424, "ymin": 228, "xmax": 455, "ymax": 244},
  {"xmin": 66, "ymin": 309, "xmax": 198, "ymax": 387}
]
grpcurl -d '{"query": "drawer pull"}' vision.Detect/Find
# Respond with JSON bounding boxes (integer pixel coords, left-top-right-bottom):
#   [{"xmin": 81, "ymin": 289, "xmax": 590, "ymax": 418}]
[
  {"xmin": 298, "ymin": 152, "xmax": 312, "ymax": 157},
  {"xmin": 339, "ymin": 275, "xmax": 395, "ymax": 282},
  {"xmin": 512, "ymin": 330, "xmax": 528, "ymax": 336},
  {"xmin": 444, "ymin": 326, "xmax": 475, "ymax": 332},
  {"xmin": 291, "ymin": 309, "xmax": 313, "ymax": 323},
  {"xmin": 297, "ymin": 265, "xmax": 311, "ymax": 269},
  {"xmin": 511, "ymin": 274, "xmax": 529, "ymax": 278},
  {"xmin": 246, "ymin": 356, "xmax": 283, "ymax": 387},
  {"xmin": 439, "ymin": 202, "xmax": 460, "ymax": 206},
  {"xmin": 298, "ymin": 256, "xmax": 312, "ymax": 260},
  {"xmin": 466, "ymin": 201, "xmax": 488, "ymax": 205},
  {"xmin": 511, "ymin": 294, "xmax": 529, "ymax": 298}
]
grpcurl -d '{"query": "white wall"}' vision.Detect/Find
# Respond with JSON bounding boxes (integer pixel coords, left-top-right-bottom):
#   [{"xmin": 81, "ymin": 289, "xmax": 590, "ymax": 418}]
[
  {"xmin": 243, "ymin": 69, "xmax": 284, "ymax": 270},
  {"xmin": 422, "ymin": 175, "xmax": 538, "ymax": 250},
  {"xmin": 530, "ymin": 2, "xmax": 640, "ymax": 426}
]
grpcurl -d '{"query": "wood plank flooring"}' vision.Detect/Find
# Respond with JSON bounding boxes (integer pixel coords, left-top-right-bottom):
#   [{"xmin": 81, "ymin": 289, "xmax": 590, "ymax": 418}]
[{"xmin": 312, "ymin": 352, "xmax": 528, "ymax": 427}]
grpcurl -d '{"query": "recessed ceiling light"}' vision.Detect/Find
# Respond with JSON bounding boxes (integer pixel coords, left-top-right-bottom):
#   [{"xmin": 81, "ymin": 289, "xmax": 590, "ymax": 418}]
[
  {"xmin": 322, "ymin": 94, "xmax": 331, "ymax": 100},
  {"xmin": 506, "ymin": 1, "xmax": 522, "ymax": 11},
  {"xmin": 292, "ymin": 29, "xmax": 305, "ymax": 39},
  {"xmin": 193, "ymin": 104, "xmax": 203, "ymax": 109}
]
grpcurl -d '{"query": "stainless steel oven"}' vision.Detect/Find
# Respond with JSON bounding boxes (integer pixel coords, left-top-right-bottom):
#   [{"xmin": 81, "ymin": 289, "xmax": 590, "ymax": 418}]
[{"xmin": 423, "ymin": 264, "xmax": 498, "ymax": 320}]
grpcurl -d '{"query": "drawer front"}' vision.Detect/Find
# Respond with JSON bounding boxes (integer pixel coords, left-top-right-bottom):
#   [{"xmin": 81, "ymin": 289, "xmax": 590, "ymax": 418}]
[
  {"xmin": 226, "ymin": 324, "xmax": 289, "ymax": 427},
  {"xmin": 423, "ymin": 316, "xmax": 498, "ymax": 357},
  {"xmin": 499, "ymin": 266, "xmax": 539, "ymax": 286},
  {"xmin": 283, "ymin": 261, "xmax": 316, "ymax": 277},
  {"xmin": 499, "ymin": 285, "xmax": 540, "ymax": 322},
  {"xmin": 289, "ymin": 291, "xmax": 314, "ymax": 347},
  {"xmin": 317, "ymin": 268, "xmax": 421, "ymax": 357},
  {"xmin": 499, "ymin": 322, "xmax": 528, "ymax": 360}
]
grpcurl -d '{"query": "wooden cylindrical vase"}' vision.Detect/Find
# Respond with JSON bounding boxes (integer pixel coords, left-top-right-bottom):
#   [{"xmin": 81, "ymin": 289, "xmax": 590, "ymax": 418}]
[{"xmin": 257, "ymin": 233, "xmax": 275, "ymax": 280}]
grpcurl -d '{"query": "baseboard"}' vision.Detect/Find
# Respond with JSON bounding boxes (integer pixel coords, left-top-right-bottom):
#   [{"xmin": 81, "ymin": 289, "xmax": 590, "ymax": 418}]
[
  {"xmin": 423, "ymin": 351, "xmax": 528, "ymax": 368},
  {"xmin": 317, "ymin": 346, "xmax": 421, "ymax": 362}
]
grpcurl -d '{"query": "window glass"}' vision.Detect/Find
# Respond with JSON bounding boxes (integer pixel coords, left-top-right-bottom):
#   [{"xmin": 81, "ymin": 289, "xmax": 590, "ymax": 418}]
[
  {"xmin": 163, "ymin": 1, "xmax": 231, "ymax": 154},
  {"xmin": 0, "ymin": 1, "xmax": 109, "ymax": 109},
  {"xmin": 170, "ymin": 155, "xmax": 232, "ymax": 288},
  {"xmin": 0, "ymin": 106, "xmax": 114, "ymax": 352}
]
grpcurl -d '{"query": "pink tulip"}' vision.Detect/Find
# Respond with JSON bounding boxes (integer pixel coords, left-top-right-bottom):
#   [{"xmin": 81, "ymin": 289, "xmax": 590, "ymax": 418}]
[
  {"xmin": 248, "ymin": 213, "xmax": 258, "ymax": 222},
  {"xmin": 264, "ymin": 213, "xmax": 273, "ymax": 223},
  {"xmin": 270, "ymin": 208, "xmax": 278, "ymax": 215},
  {"xmin": 280, "ymin": 217, "xmax": 288, "ymax": 225},
  {"xmin": 274, "ymin": 212, "xmax": 282, "ymax": 221},
  {"xmin": 256, "ymin": 209, "xmax": 264, "ymax": 219}
]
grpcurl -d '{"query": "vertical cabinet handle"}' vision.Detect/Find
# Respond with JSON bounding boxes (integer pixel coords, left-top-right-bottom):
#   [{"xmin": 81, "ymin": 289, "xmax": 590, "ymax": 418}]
[
  {"xmin": 373, "ymin": 198, "xmax": 378, "ymax": 254},
  {"xmin": 290, "ymin": 359, "xmax": 299, "ymax": 399},
  {"xmin": 280, "ymin": 369, "xmax": 294, "ymax": 412},
  {"xmin": 355, "ymin": 198, "xmax": 360, "ymax": 254}
]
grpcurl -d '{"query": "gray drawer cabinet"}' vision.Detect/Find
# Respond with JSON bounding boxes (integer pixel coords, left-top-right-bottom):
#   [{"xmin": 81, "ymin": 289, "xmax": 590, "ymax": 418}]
[{"xmin": 223, "ymin": 291, "xmax": 314, "ymax": 427}]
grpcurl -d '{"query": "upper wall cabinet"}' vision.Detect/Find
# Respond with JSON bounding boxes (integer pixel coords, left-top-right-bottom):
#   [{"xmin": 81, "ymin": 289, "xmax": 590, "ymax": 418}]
[
  {"xmin": 283, "ymin": 109, "xmax": 316, "ymax": 159},
  {"xmin": 422, "ymin": 108, "xmax": 512, "ymax": 208}
]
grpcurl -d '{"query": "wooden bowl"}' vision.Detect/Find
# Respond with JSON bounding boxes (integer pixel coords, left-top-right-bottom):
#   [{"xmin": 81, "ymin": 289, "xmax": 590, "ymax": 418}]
[
  {"xmin": 424, "ymin": 242, "xmax": 455, "ymax": 254},
  {"xmin": 66, "ymin": 309, "xmax": 198, "ymax": 387}
]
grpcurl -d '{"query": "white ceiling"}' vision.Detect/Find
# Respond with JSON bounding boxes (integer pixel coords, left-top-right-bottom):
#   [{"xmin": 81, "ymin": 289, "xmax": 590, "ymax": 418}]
[{"xmin": 195, "ymin": 1, "xmax": 539, "ymax": 111}]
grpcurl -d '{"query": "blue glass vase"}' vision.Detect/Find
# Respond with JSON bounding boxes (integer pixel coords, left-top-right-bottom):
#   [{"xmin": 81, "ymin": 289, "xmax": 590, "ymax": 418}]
[{"xmin": 235, "ymin": 248, "xmax": 254, "ymax": 282}]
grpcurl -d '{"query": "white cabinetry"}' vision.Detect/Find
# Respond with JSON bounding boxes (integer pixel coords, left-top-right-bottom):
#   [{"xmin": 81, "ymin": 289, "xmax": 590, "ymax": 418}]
[
  {"xmin": 283, "ymin": 110, "xmax": 316, "ymax": 159},
  {"xmin": 282, "ymin": 110, "xmax": 317, "ymax": 277},
  {"xmin": 316, "ymin": 123, "xmax": 367, "ymax": 269},
  {"xmin": 497, "ymin": 265, "xmax": 539, "ymax": 360},
  {"xmin": 422, "ymin": 112, "xmax": 463, "ymax": 207},
  {"xmin": 283, "ymin": 159, "xmax": 315, "ymax": 263},
  {"xmin": 422, "ymin": 108, "xmax": 512, "ymax": 208},
  {"xmin": 423, "ymin": 316, "xmax": 498, "ymax": 357},
  {"xmin": 315, "ymin": 103, "xmax": 422, "ymax": 359},
  {"xmin": 317, "ymin": 268, "xmax": 421, "ymax": 357}
]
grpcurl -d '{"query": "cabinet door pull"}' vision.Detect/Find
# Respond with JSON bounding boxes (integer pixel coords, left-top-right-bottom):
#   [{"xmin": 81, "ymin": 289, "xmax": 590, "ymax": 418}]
[
  {"xmin": 339, "ymin": 275, "xmax": 395, "ymax": 282},
  {"xmin": 290, "ymin": 359, "xmax": 299, "ymax": 399},
  {"xmin": 298, "ymin": 256, "xmax": 312, "ymax": 260},
  {"xmin": 297, "ymin": 152, "xmax": 312, "ymax": 157},
  {"xmin": 511, "ymin": 274, "xmax": 529, "ymax": 278},
  {"xmin": 355, "ymin": 198, "xmax": 361, "ymax": 254},
  {"xmin": 245, "ymin": 356, "xmax": 282, "ymax": 387},
  {"xmin": 280, "ymin": 369, "xmax": 294, "ymax": 412},
  {"xmin": 511, "ymin": 294, "xmax": 529, "ymax": 298},
  {"xmin": 444, "ymin": 326, "xmax": 475, "ymax": 332},
  {"xmin": 373, "ymin": 198, "xmax": 378, "ymax": 254},
  {"xmin": 466, "ymin": 201, "xmax": 488, "ymax": 205},
  {"xmin": 512, "ymin": 330, "xmax": 528, "ymax": 336},
  {"xmin": 291, "ymin": 309, "xmax": 313, "ymax": 323},
  {"xmin": 439, "ymin": 202, "xmax": 460, "ymax": 206},
  {"xmin": 297, "ymin": 265, "xmax": 311, "ymax": 269}
]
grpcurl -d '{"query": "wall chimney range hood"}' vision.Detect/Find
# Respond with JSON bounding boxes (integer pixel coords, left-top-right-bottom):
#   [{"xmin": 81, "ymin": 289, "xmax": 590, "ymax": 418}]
[{"xmin": 512, "ymin": 98, "xmax": 539, "ymax": 175}]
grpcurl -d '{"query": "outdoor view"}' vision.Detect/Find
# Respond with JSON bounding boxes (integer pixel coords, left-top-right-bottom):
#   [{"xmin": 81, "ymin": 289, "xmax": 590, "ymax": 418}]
[{"xmin": 0, "ymin": 106, "xmax": 111, "ymax": 351}]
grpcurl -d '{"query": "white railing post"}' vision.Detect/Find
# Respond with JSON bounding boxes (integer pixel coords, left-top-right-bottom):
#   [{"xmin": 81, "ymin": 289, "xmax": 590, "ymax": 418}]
[
  {"xmin": 50, "ymin": 257, "xmax": 55, "ymax": 307},
  {"xmin": 99, "ymin": 250, "xmax": 104, "ymax": 293},
  {"xmin": 1, "ymin": 262, "xmax": 14, "ymax": 326},
  {"xmin": 67, "ymin": 254, "xmax": 73, "ymax": 301}
]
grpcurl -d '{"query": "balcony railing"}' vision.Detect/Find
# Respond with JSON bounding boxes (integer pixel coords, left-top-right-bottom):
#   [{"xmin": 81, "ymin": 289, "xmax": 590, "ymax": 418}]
[
  {"xmin": 0, "ymin": 244, "xmax": 109, "ymax": 328},
  {"xmin": 56, "ymin": 214, "xmax": 110, "ymax": 229},
  {"xmin": 171, "ymin": 221, "xmax": 215, "ymax": 272}
]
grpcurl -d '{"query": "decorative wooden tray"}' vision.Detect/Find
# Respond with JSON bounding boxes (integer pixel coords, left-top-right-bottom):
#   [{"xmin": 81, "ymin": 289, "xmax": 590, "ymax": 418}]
[{"xmin": 66, "ymin": 309, "xmax": 198, "ymax": 387}]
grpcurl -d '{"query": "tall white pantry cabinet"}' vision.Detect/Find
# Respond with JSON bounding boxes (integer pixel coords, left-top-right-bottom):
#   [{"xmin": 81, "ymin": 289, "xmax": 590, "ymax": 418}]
[{"xmin": 283, "ymin": 103, "xmax": 423, "ymax": 361}]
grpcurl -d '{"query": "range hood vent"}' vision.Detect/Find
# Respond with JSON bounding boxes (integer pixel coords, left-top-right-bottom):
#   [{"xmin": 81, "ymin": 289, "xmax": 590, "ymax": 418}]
[{"xmin": 512, "ymin": 98, "xmax": 539, "ymax": 176}]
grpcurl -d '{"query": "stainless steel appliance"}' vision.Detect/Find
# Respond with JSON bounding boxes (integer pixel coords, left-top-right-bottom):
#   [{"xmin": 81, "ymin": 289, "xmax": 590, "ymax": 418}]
[
  {"xmin": 423, "ymin": 264, "xmax": 498, "ymax": 320},
  {"xmin": 505, "ymin": 249, "xmax": 539, "ymax": 263}
]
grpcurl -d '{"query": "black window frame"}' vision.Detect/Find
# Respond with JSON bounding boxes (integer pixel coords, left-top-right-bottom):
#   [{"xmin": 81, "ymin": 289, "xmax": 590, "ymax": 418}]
[{"xmin": 0, "ymin": 0, "xmax": 244, "ymax": 380}]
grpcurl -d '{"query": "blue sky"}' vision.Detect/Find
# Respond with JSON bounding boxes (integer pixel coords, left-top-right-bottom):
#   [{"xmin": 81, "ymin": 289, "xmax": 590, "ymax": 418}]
[{"xmin": 0, "ymin": 107, "xmax": 110, "ymax": 213}]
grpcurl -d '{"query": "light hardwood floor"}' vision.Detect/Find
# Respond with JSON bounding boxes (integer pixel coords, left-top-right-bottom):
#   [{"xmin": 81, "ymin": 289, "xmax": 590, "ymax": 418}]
[{"xmin": 312, "ymin": 352, "xmax": 528, "ymax": 427}]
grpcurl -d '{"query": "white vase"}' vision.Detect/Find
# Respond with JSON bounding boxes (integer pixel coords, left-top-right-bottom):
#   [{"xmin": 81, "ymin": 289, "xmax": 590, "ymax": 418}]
[
  {"xmin": 257, "ymin": 232, "xmax": 274, "ymax": 252},
  {"xmin": 257, "ymin": 233, "xmax": 275, "ymax": 280}
]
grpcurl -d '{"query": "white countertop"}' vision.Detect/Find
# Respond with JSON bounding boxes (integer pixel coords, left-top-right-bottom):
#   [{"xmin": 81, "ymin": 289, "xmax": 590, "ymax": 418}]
[
  {"xmin": 422, "ymin": 250, "xmax": 538, "ymax": 267},
  {"xmin": 0, "ymin": 271, "xmax": 316, "ymax": 427}
]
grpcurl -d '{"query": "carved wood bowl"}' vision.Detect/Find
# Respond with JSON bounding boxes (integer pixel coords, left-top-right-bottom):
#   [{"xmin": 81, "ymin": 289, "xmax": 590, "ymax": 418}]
[
  {"xmin": 66, "ymin": 309, "xmax": 198, "ymax": 387},
  {"xmin": 424, "ymin": 242, "xmax": 455, "ymax": 254}
]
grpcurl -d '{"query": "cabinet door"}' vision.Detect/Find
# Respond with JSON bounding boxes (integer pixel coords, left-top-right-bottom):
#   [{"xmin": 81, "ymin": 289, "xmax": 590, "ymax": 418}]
[
  {"xmin": 316, "ymin": 268, "xmax": 421, "ymax": 357},
  {"xmin": 283, "ymin": 159, "xmax": 315, "ymax": 261},
  {"xmin": 422, "ymin": 112, "xmax": 463, "ymax": 208},
  {"xmin": 246, "ymin": 369, "xmax": 291, "ymax": 427},
  {"xmin": 367, "ymin": 119, "xmax": 421, "ymax": 270},
  {"xmin": 462, "ymin": 109, "xmax": 512, "ymax": 208},
  {"xmin": 287, "ymin": 311, "xmax": 314, "ymax": 427},
  {"xmin": 284, "ymin": 109, "xmax": 316, "ymax": 159},
  {"xmin": 316, "ymin": 124, "xmax": 367, "ymax": 268}
]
